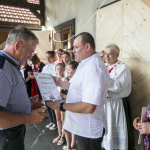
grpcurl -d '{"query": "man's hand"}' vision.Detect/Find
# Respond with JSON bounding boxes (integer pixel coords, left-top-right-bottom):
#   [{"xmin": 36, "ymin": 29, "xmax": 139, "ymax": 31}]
[
  {"xmin": 52, "ymin": 76, "xmax": 62, "ymax": 87},
  {"xmin": 46, "ymin": 100, "xmax": 61, "ymax": 110},
  {"xmin": 31, "ymin": 99, "xmax": 44, "ymax": 110},
  {"xmin": 30, "ymin": 75, "xmax": 35, "ymax": 79},
  {"xmin": 137, "ymin": 122, "xmax": 150, "ymax": 134},
  {"xmin": 29, "ymin": 107, "xmax": 49, "ymax": 124},
  {"xmin": 133, "ymin": 117, "xmax": 141, "ymax": 130}
]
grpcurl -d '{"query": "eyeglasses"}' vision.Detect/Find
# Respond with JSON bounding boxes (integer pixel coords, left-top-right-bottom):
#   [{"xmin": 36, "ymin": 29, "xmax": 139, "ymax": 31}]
[{"xmin": 57, "ymin": 53, "xmax": 62, "ymax": 55}]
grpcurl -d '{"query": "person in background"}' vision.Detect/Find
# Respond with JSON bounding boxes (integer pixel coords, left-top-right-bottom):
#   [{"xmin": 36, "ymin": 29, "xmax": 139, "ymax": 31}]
[
  {"xmin": 68, "ymin": 47, "xmax": 75, "ymax": 61},
  {"xmin": 31, "ymin": 55, "xmax": 45, "ymax": 100},
  {"xmin": 54, "ymin": 48, "xmax": 64, "ymax": 65},
  {"xmin": 42, "ymin": 51, "xmax": 56, "ymax": 75},
  {"xmin": 0, "ymin": 25, "xmax": 48, "ymax": 150},
  {"xmin": 52, "ymin": 63, "xmax": 66, "ymax": 146},
  {"xmin": 101, "ymin": 43, "xmax": 135, "ymax": 150},
  {"xmin": 62, "ymin": 61, "xmax": 79, "ymax": 150},
  {"xmin": 31, "ymin": 55, "xmax": 45, "ymax": 72},
  {"xmin": 61, "ymin": 51, "xmax": 71, "ymax": 78},
  {"xmin": 20, "ymin": 60, "xmax": 33, "ymax": 97},
  {"xmin": 42, "ymin": 50, "xmax": 57, "ymax": 130},
  {"xmin": 47, "ymin": 32, "xmax": 110, "ymax": 150},
  {"xmin": 99, "ymin": 50, "xmax": 106, "ymax": 63}
]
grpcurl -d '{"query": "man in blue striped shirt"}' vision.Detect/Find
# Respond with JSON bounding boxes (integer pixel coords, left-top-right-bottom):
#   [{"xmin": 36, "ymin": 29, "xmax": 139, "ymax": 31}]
[{"xmin": 0, "ymin": 26, "xmax": 48, "ymax": 150}]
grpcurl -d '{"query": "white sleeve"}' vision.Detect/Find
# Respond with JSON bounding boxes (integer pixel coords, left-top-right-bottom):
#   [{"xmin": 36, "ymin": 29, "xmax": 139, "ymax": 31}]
[
  {"xmin": 82, "ymin": 68, "xmax": 106, "ymax": 106},
  {"xmin": 108, "ymin": 65, "xmax": 132, "ymax": 93},
  {"xmin": 41, "ymin": 66, "xmax": 47, "ymax": 73}
]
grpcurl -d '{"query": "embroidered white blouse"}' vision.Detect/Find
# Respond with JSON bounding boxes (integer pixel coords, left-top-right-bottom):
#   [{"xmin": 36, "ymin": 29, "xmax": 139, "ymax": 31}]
[
  {"xmin": 106, "ymin": 61, "xmax": 132, "ymax": 98},
  {"xmin": 63, "ymin": 53, "xmax": 110, "ymax": 138}
]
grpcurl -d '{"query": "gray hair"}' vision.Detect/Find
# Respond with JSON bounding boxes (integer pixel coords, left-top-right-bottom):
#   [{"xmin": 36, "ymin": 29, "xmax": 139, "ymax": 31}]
[
  {"xmin": 105, "ymin": 43, "xmax": 120, "ymax": 55},
  {"xmin": 6, "ymin": 26, "xmax": 39, "ymax": 45}
]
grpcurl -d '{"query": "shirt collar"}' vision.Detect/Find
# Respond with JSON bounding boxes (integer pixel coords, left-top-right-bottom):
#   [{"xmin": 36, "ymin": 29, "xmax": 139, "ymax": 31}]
[
  {"xmin": 0, "ymin": 50, "xmax": 20, "ymax": 67},
  {"xmin": 48, "ymin": 62, "xmax": 54, "ymax": 66},
  {"xmin": 76, "ymin": 53, "xmax": 98, "ymax": 73},
  {"xmin": 80, "ymin": 53, "xmax": 98, "ymax": 66}
]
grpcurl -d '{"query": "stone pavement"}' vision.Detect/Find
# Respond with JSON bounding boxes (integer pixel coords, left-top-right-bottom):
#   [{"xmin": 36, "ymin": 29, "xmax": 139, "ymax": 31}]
[{"xmin": 25, "ymin": 118, "xmax": 65, "ymax": 150}]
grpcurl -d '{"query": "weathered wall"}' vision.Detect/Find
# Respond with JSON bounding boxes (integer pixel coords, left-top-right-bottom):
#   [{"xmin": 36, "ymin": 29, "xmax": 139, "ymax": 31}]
[
  {"xmin": 96, "ymin": 0, "xmax": 150, "ymax": 150},
  {"xmin": 44, "ymin": 0, "xmax": 115, "ymax": 45}
]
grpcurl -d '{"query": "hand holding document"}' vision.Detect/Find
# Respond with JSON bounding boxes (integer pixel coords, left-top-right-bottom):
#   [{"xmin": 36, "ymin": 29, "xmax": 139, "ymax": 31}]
[{"xmin": 34, "ymin": 72, "xmax": 61, "ymax": 101}]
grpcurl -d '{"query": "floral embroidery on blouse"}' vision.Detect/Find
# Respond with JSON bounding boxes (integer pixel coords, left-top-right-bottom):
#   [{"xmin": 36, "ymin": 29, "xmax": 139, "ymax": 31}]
[{"xmin": 105, "ymin": 61, "xmax": 124, "ymax": 73}]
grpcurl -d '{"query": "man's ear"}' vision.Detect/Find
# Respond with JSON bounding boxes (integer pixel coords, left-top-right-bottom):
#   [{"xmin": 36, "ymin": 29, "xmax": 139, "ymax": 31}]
[
  {"xmin": 86, "ymin": 43, "xmax": 91, "ymax": 52},
  {"xmin": 13, "ymin": 41, "xmax": 22, "ymax": 51}
]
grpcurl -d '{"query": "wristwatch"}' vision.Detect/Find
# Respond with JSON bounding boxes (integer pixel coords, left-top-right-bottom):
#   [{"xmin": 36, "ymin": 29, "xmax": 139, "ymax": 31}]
[{"xmin": 60, "ymin": 102, "xmax": 66, "ymax": 112}]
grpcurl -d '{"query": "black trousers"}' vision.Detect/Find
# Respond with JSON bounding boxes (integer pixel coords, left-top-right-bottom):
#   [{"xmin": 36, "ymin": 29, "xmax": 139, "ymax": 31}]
[
  {"xmin": 76, "ymin": 128, "xmax": 105, "ymax": 150},
  {"xmin": 0, "ymin": 124, "xmax": 26, "ymax": 150}
]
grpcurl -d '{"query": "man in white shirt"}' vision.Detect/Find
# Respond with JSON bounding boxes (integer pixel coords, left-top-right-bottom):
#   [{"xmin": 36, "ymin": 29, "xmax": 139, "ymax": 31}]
[{"xmin": 47, "ymin": 32, "xmax": 110, "ymax": 150}]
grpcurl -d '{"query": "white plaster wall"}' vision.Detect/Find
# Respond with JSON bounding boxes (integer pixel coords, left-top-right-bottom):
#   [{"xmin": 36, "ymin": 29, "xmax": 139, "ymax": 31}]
[{"xmin": 44, "ymin": 0, "xmax": 115, "ymax": 50}]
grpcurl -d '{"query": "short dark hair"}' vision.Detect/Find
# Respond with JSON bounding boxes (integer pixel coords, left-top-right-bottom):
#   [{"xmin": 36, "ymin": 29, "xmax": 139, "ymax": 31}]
[
  {"xmin": 31, "ymin": 55, "xmax": 40, "ymax": 65},
  {"xmin": 57, "ymin": 48, "xmax": 64, "ymax": 53},
  {"xmin": 75, "ymin": 32, "xmax": 95, "ymax": 50},
  {"xmin": 55, "ymin": 63, "xmax": 65, "ymax": 69},
  {"xmin": 68, "ymin": 61, "xmax": 79, "ymax": 70},
  {"xmin": 46, "ymin": 51, "xmax": 55, "ymax": 57},
  {"xmin": 68, "ymin": 47, "xmax": 74, "ymax": 51}
]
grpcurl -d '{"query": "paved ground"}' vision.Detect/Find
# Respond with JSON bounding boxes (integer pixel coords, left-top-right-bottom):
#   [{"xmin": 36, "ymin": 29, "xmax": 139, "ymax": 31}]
[{"xmin": 25, "ymin": 118, "xmax": 65, "ymax": 150}]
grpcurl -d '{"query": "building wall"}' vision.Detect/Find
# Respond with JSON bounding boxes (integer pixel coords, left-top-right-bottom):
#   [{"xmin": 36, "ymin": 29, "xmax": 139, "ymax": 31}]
[
  {"xmin": 44, "ymin": 0, "xmax": 115, "ymax": 50},
  {"xmin": 96, "ymin": 0, "xmax": 150, "ymax": 150}
]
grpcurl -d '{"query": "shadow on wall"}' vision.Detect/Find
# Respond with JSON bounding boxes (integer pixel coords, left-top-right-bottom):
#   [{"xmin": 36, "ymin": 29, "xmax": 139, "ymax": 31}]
[{"xmin": 0, "ymin": 41, "xmax": 6, "ymax": 50}]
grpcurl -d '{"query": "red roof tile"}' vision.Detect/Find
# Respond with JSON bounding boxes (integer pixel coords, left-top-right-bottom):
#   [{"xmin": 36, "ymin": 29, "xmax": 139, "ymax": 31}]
[
  {"xmin": 27, "ymin": 0, "xmax": 39, "ymax": 4},
  {"xmin": 0, "ymin": 0, "xmax": 40, "ymax": 25}
]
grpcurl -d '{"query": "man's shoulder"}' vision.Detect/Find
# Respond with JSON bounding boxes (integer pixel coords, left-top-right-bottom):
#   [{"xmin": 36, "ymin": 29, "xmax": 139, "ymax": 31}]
[{"xmin": 0, "ymin": 55, "xmax": 5, "ymax": 69}]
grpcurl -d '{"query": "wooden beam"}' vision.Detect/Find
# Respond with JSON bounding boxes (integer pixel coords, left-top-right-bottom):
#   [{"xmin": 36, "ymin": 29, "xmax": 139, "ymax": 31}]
[
  {"xmin": 141, "ymin": 0, "xmax": 150, "ymax": 8},
  {"xmin": 98, "ymin": 0, "xmax": 121, "ymax": 9},
  {"xmin": 39, "ymin": 0, "xmax": 45, "ymax": 26},
  {"xmin": 0, "ymin": 21, "xmax": 42, "ymax": 30}
]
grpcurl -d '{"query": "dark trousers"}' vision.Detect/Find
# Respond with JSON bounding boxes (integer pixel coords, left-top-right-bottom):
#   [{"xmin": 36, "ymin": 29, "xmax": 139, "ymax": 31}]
[
  {"xmin": 76, "ymin": 128, "xmax": 105, "ymax": 150},
  {"xmin": 0, "ymin": 124, "xmax": 26, "ymax": 150},
  {"xmin": 45, "ymin": 102, "xmax": 57, "ymax": 124}
]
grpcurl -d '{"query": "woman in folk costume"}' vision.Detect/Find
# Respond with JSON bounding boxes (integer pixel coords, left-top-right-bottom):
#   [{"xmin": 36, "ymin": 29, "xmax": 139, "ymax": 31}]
[{"xmin": 101, "ymin": 43, "xmax": 135, "ymax": 150}]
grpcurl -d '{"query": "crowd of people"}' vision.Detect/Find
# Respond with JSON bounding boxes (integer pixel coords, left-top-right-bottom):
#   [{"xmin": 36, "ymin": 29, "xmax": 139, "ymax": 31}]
[{"xmin": 1, "ymin": 26, "xmax": 149, "ymax": 150}]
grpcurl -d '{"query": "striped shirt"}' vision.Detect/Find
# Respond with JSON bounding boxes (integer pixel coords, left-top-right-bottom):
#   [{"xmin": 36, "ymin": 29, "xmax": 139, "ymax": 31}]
[{"xmin": 0, "ymin": 50, "xmax": 31, "ymax": 129}]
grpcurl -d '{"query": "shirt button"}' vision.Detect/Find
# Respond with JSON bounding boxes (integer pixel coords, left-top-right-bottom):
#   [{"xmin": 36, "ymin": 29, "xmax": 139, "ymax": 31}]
[
  {"xmin": 6, "ymin": 139, "xmax": 8, "ymax": 141},
  {"xmin": 9, "ymin": 132, "xmax": 11, "ymax": 133}
]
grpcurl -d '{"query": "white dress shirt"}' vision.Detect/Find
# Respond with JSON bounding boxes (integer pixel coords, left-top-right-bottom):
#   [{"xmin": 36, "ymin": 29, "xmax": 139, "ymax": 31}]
[{"xmin": 63, "ymin": 53, "xmax": 110, "ymax": 138}]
